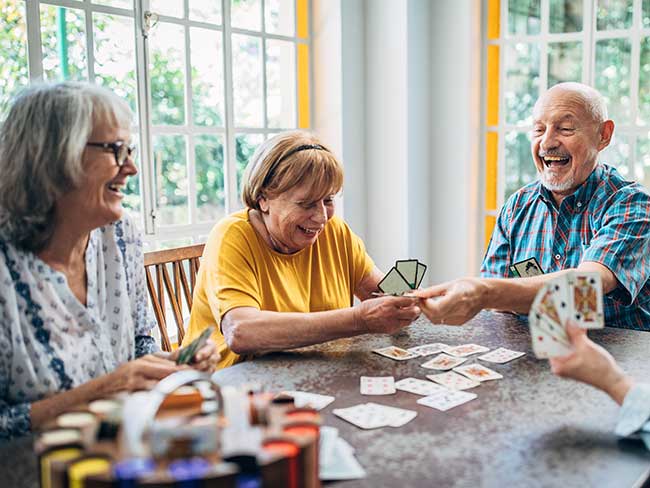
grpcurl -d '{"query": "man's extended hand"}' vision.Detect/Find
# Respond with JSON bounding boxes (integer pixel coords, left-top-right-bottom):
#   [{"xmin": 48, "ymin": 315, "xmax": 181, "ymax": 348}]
[{"xmin": 414, "ymin": 278, "xmax": 489, "ymax": 325}]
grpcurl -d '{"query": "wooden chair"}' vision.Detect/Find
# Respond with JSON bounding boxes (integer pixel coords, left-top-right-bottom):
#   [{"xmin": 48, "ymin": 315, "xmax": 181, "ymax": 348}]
[{"xmin": 144, "ymin": 243, "xmax": 205, "ymax": 352}]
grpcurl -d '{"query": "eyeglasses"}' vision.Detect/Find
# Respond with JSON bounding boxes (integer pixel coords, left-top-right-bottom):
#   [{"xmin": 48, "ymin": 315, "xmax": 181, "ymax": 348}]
[{"xmin": 86, "ymin": 141, "xmax": 137, "ymax": 167}]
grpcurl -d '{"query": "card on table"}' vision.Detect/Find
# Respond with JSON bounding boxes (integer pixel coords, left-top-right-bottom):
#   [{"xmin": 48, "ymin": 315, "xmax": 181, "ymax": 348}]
[
  {"xmin": 421, "ymin": 353, "xmax": 468, "ymax": 370},
  {"xmin": 395, "ymin": 259, "xmax": 419, "ymax": 289},
  {"xmin": 333, "ymin": 403, "xmax": 391, "ymax": 429},
  {"xmin": 453, "ymin": 363, "xmax": 503, "ymax": 382},
  {"xmin": 477, "ymin": 347, "xmax": 525, "ymax": 364},
  {"xmin": 365, "ymin": 402, "xmax": 417, "ymax": 427},
  {"xmin": 426, "ymin": 371, "xmax": 480, "ymax": 390},
  {"xmin": 441, "ymin": 344, "xmax": 490, "ymax": 357},
  {"xmin": 416, "ymin": 389, "xmax": 477, "ymax": 412},
  {"xmin": 568, "ymin": 272, "xmax": 604, "ymax": 329},
  {"xmin": 394, "ymin": 377, "xmax": 447, "ymax": 396},
  {"xmin": 407, "ymin": 343, "xmax": 448, "ymax": 357},
  {"xmin": 377, "ymin": 267, "xmax": 413, "ymax": 296},
  {"xmin": 373, "ymin": 346, "xmax": 419, "ymax": 361},
  {"xmin": 360, "ymin": 376, "xmax": 396, "ymax": 395},
  {"xmin": 282, "ymin": 391, "xmax": 335, "ymax": 411},
  {"xmin": 510, "ymin": 257, "xmax": 544, "ymax": 278}
]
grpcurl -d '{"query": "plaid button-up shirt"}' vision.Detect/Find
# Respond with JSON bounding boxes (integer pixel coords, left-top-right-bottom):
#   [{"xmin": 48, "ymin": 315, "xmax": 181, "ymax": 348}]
[{"xmin": 481, "ymin": 163, "xmax": 650, "ymax": 330}]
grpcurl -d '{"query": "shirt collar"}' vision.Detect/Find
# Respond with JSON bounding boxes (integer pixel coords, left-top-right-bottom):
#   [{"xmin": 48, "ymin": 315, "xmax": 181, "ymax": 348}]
[{"xmin": 535, "ymin": 163, "xmax": 603, "ymax": 213}]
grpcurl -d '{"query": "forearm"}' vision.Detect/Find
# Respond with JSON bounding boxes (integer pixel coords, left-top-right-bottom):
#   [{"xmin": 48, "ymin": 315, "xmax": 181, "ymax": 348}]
[
  {"xmin": 225, "ymin": 307, "xmax": 366, "ymax": 354},
  {"xmin": 483, "ymin": 270, "xmax": 571, "ymax": 313}
]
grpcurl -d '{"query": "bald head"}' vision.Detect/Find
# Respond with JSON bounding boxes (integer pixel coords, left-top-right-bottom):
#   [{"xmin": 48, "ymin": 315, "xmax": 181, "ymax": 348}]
[{"xmin": 534, "ymin": 82, "xmax": 608, "ymax": 124}]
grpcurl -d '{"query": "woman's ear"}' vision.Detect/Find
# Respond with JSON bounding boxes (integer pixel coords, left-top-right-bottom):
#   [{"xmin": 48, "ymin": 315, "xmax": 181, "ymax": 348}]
[{"xmin": 258, "ymin": 194, "xmax": 269, "ymax": 213}]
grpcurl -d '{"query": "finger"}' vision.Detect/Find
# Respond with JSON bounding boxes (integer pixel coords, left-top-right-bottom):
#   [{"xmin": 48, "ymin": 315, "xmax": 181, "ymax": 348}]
[
  {"xmin": 564, "ymin": 322, "xmax": 588, "ymax": 345},
  {"xmin": 194, "ymin": 340, "xmax": 216, "ymax": 362},
  {"xmin": 395, "ymin": 306, "xmax": 421, "ymax": 321},
  {"xmin": 412, "ymin": 285, "xmax": 447, "ymax": 299},
  {"xmin": 138, "ymin": 361, "xmax": 182, "ymax": 379}
]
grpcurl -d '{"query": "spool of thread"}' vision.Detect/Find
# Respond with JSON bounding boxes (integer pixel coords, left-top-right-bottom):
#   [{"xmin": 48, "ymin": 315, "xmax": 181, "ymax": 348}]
[
  {"xmin": 112, "ymin": 458, "xmax": 155, "ymax": 488},
  {"xmin": 66, "ymin": 456, "xmax": 111, "ymax": 488},
  {"xmin": 168, "ymin": 457, "xmax": 211, "ymax": 488},
  {"xmin": 36, "ymin": 428, "xmax": 84, "ymax": 488},
  {"xmin": 159, "ymin": 386, "xmax": 203, "ymax": 411},
  {"xmin": 282, "ymin": 408, "xmax": 321, "ymax": 425},
  {"xmin": 282, "ymin": 423, "xmax": 320, "ymax": 488},
  {"xmin": 55, "ymin": 412, "xmax": 99, "ymax": 446},
  {"xmin": 261, "ymin": 439, "xmax": 301, "ymax": 488}
]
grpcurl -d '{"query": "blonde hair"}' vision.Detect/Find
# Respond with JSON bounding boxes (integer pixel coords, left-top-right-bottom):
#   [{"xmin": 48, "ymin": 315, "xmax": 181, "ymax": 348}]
[{"xmin": 241, "ymin": 131, "xmax": 344, "ymax": 210}]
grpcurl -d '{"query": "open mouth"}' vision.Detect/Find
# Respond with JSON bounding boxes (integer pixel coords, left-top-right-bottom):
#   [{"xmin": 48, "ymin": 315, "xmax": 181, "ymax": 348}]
[
  {"xmin": 298, "ymin": 225, "xmax": 321, "ymax": 236},
  {"xmin": 106, "ymin": 182, "xmax": 125, "ymax": 196},
  {"xmin": 541, "ymin": 155, "xmax": 571, "ymax": 168}
]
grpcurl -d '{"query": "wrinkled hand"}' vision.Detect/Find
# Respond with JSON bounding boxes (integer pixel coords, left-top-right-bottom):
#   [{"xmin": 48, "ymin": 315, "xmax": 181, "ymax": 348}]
[
  {"xmin": 355, "ymin": 295, "xmax": 421, "ymax": 335},
  {"xmin": 167, "ymin": 339, "xmax": 220, "ymax": 373},
  {"xmin": 413, "ymin": 278, "xmax": 488, "ymax": 325},
  {"xmin": 108, "ymin": 354, "xmax": 183, "ymax": 393},
  {"xmin": 549, "ymin": 323, "xmax": 633, "ymax": 404}
]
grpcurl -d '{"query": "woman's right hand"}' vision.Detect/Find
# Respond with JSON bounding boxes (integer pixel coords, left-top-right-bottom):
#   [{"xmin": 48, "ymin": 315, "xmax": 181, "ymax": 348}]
[
  {"xmin": 354, "ymin": 295, "xmax": 421, "ymax": 335},
  {"xmin": 106, "ymin": 354, "xmax": 183, "ymax": 393}
]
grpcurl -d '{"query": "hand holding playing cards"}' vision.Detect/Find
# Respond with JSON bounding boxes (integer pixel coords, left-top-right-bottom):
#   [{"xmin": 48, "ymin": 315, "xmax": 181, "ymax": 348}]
[
  {"xmin": 169, "ymin": 338, "xmax": 220, "ymax": 373},
  {"xmin": 414, "ymin": 278, "xmax": 488, "ymax": 325},
  {"xmin": 549, "ymin": 323, "xmax": 633, "ymax": 405},
  {"xmin": 354, "ymin": 295, "xmax": 421, "ymax": 334},
  {"xmin": 106, "ymin": 354, "xmax": 185, "ymax": 393}
]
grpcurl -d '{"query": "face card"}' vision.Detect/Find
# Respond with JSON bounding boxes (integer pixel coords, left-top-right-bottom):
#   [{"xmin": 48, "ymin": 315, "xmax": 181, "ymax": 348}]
[
  {"xmin": 426, "ymin": 371, "xmax": 481, "ymax": 390},
  {"xmin": 568, "ymin": 272, "xmax": 604, "ymax": 329},
  {"xmin": 513, "ymin": 257, "xmax": 544, "ymax": 277},
  {"xmin": 530, "ymin": 321, "xmax": 573, "ymax": 359},
  {"xmin": 532, "ymin": 284, "xmax": 564, "ymax": 326},
  {"xmin": 407, "ymin": 343, "xmax": 448, "ymax": 357},
  {"xmin": 416, "ymin": 262, "xmax": 427, "ymax": 288},
  {"xmin": 421, "ymin": 353, "xmax": 468, "ymax": 370},
  {"xmin": 416, "ymin": 389, "xmax": 477, "ymax": 411},
  {"xmin": 441, "ymin": 344, "xmax": 490, "ymax": 357},
  {"xmin": 453, "ymin": 363, "xmax": 503, "ymax": 382},
  {"xmin": 377, "ymin": 267, "xmax": 413, "ymax": 295},
  {"xmin": 332, "ymin": 403, "xmax": 391, "ymax": 429},
  {"xmin": 373, "ymin": 346, "xmax": 419, "ymax": 361},
  {"xmin": 360, "ymin": 376, "xmax": 396, "ymax": 395},
  {"xmin": 530, "ymin": 307, "xmax": 570, "ymax": 347},
  {"xmin": 477, "ymin": 347, "xmax": 525, "ymax": 364},
  {"xmin": 282, "ymin": 391, "xmax": 335, "ymax": 411},
  {"xmin": 395, "ymin": 259, "xmax": 418, "ymax": 289},
  {"xmin": 509, "ymin": 264, "xmax": 521, "ymax": 278},
  {"xmin": 394, "ymin": 377, "xmax": 447, "ymax": 396},
  {"xmin": 365, "ymin": 403, "xmax": 417, "ymax": 427}
]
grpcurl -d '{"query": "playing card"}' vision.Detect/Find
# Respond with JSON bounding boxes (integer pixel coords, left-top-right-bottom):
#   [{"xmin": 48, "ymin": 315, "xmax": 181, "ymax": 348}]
[
  {"xmin": 417, "ymin": 389, "xmax": 477, "ymax": 411},
  {"xmin": 532, "ymin": 281, "xmax": 566, "ymax": 326},
  {"xmin": 421, "ymin": 353, "xmax": 468, "ymax": 370},
  {"xmin": 426, "ymin": 371, "xmax": 480, "ymax": 390},
  {"xmin": 176, "ymin": 325, "xmax": 215, "ymax": 365},
  {"xmin": 395, "ymin": 259, "xmax": 418, "ymax": 289},
  {"xmin": 415, "ymin": 262, "xmax": 427, "ymax": 288},
  {"xmin": 373, "ymin": 346, "xmax": 419, "ymax": 361},
  {"xmin": 512, "ymin": 257, "xmax": 544, "ymax": 277},
  {"xmin": 477, "ymin": 347, "xmax": 525, "ymax": 364},
  {"xmin": 407, "ymin": 343, "xmax": 447, "ymax": 357},
  {"xmin": 441, "ymin": 344, "xmax": 490, "ymax": 357},
  {"xmin": 282, "ymin": 391, "xmax": 335, "ymax": 411},
  {"xmin": 360, "ymin": 376, "xmax": 396, "ymax": 395},
  {"xmin": 332, "ymin": 403, "xmax": 391, "ymax": 429},
  {"xmin": 568, "ymin": 272, "xmax": 604, "ymax": 329},
  {"xmin": 453, "ymin": 363, "xmax": 503, "ymax": 382},
  {"xmin": 530, "ymin": 306, "xmax": 571, "ymax": 347},
  {"xmin": 377, "ymin": 267, "xmax": 413, "ymax": 295},
  {"xmin": 530, "ymin": 321, "xmax": 573, "ymax": 359},
  {"xmin": 365, "ymin": 403, "xmax": 417, "ymax": 427},
  {"xmin": 394, "ymin": 377, "xmax": 447, "ymax": 396}
]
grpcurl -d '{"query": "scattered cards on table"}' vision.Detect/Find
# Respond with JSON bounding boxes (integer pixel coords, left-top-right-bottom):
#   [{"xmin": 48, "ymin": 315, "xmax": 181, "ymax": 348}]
[
  {"xmin": 477, "ymin": 347, "xmax": 525, "ymax": 364},
  {"xmin": 282, "ymin": 391, "xmax": 335, "ymax": 411},
  {"xmin": 426, "ymin": 371, "xmax": 481, "ymax": 390},
  {"xmin": 417, "ymin": 389, "xmax": 477, "ymax": 412},
  {"xmin": 441, "ymin": 343, "xmax": 490, "ymax": 357},
  {"xmin": 453, "ymin": 363, "xmax": 503, "ymax": 382},
  {"xmin": 377, "ymin": 258, "xmax": 427, "ymax": 296},
  {"xmin": 373, "ymin": 346, "xmax": 419, "ymax": 361},
  {"xmin": 394, "ymin": 377, "xmax": 447, "ymax": 396},
  {"xmin": 420, "ymin": 353, "xmax": 468, "ymax": 371},
  {"xmin": 360, "ymin": 376, "xmax": 396, "ymax": 395},
  {"xmin": 333, "ymin": 402, "xmax": 417, "ymax": 429},
  {"xmin": 529, "ymin": 270, "xmax": 604, "ymax": 359},
  {"xmin": 407, "ymin": 343, "xmax": 447, "ymax": 357}
]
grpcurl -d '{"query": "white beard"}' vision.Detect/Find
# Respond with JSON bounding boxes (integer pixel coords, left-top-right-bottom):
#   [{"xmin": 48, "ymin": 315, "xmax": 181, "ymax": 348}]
[{"xmin": 538, "ymin": 168, "xmax": 575, "ymax": 192}]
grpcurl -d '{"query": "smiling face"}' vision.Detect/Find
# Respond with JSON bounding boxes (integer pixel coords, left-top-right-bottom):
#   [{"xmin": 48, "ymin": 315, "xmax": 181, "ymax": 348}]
[
  {"xmin": 259, "ymin": 183, "xmax": 337, "ymax": 254},
  {"xmin": 56, "ymin": 119, "xmax": 137, "ymax": 230},
  {"xmin": 531, "ymin": 86, "xmax": 613, "ymax": 199}
]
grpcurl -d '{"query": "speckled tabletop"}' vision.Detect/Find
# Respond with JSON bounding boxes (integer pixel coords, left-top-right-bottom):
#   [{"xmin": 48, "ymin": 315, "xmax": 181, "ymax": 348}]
[
  {"xmin": 213, "ymin": 311, "xmax": 650, "ymax": 488},
  {"xmin": 2, "ymin": 311, "xmax": 649, "ymax": 488}
]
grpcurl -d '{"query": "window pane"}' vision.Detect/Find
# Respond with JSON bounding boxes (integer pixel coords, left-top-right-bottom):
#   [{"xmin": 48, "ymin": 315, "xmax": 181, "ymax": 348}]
[
  {"xmin": 505, "ymin": 43, "xmax": 540, "ymax": 125},
  {"xmin": 505, "ymin": 131, "xmax": 537, "ymax": 199},
  {"xmin": 236, "ymin": 133, "xmax": 264, "ymax": 197},
  {"xmin": 549, "ymin": 0, "xmax": 582, "ymax": 33},
  {"xmin": 150, "ymin": 0, "xmax": 183, "ymax": 18},
  {"xmin": 40, "ymin": 5, "xmax": 87, "ymax": 82},
  {"xmin": 150, "ymin": 22, "xmax": 186, "ymax": 125},
  {"xmin": 636, "ymin": 135, "xmax": 650, "ymax": 187},
  {"xmin": 92, "ymin": 0, "xmax": 132, "ymax": 9},
  {"xmin": 123, "ymin": 134, "xmax": 142, "ymax": 223},
  {"xmin": 508, "ymin": 0, "xmax": 540, "ymax": 36},
  {"xmin": 231, "ymin": 0, "xmax": 261, "ymax": 31},
  {"xmin": 596, "ymin": 0, "xmax": 632, "ymax": 30},
  {"xmin": 190, "ymin": 0, "xmax": 222, "ymax": 24},
  {"xmin": 595, "ymin": 39, "xmax": 631, "ymax": 123},
  {"xmin": 598, "ymin": 134, "xmax": 630, "ymax": 178},
  {"xmin": 190, "ymin": 27, "xmax": 224, "ymax": 127},
  {"xmin": 195, "ymin": 134, "xmax": 225, "ymax": 222},
  {"xmin": 266, "ymin": 39, "xmax": 296, "ymax": 128},
  {"xmin": 644, "ymin": 0, "xmax": 650, "ymax": 28},
  {"xmin": 265, "ymin": 0, "xmax": 295, "ymax": 36},
  {"xmin": 548, "ymin": 41, "xmax": 582, "ymax": 86},
  {"xmin": 93, "ymin": 13, "xmax": 137, "ymax": 112},
  {"xmin": 232, "ymin": 34, "xmax": 264, "ymax": 127},
  {"xmin": 154, "ymin": 135, "xmax": 188, "ymax": 225},
  {"xmin": 0, "ymin": 0, "xmax": 29, "ymax": 118},
  {"xmin": 639, "ymin": 37, "xmax": 650, "ymax": 125}
]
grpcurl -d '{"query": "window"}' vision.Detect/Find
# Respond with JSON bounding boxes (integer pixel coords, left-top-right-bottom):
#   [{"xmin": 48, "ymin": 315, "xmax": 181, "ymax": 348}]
[
  {"xmin": 0, "ymin": 0, "xmax": 312, "ymax": 246},
  {"xmin": 482, "ymin": 0, "xmax": 650, "ymax": 248}
]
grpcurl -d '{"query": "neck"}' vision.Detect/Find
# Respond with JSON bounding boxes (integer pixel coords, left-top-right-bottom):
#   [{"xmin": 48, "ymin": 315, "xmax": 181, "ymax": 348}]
[
  {"xmin": 250, "ymin": 209, "xmax": 294, "ymax": 254},
  {"xmin": 37, "ymin": 213, "xmax": 92, "ymax": 270}
]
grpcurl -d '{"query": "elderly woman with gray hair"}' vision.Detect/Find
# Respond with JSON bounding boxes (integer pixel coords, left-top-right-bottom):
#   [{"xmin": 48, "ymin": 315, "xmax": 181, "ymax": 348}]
[{"xmin": 0, "ymin": 82, "xmax": 218, "ymax": 441}]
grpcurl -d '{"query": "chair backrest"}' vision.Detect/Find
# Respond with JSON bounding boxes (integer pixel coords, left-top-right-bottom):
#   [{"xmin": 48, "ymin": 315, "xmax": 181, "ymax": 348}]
[{"xmin": 144, "ymin": 243, "xmax": 205, "ymax": 351}]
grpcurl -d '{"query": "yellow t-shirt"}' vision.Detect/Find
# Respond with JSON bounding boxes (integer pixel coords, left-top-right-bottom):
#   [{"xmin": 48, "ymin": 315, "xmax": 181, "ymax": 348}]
[{"xmin": 182, "ymin": 209, "xmax": 375, "ymax": 369}]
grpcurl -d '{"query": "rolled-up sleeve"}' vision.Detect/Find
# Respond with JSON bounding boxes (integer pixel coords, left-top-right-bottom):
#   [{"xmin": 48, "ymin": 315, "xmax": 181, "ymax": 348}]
[{"xmin": 615, "ymin": 383, "xmax": 650, "ymax": 451}]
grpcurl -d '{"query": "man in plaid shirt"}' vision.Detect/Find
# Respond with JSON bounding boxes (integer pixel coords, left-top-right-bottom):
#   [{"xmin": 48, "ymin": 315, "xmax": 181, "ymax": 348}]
[{"xmin": 416, "ymin": 82, "xmax": 650, "ymax": 330}]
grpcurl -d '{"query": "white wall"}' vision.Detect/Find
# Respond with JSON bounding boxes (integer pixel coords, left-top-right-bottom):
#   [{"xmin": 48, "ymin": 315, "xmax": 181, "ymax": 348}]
[{"xmin": 313, "ymin": 0, "xmax": 482, "ymax": 284}]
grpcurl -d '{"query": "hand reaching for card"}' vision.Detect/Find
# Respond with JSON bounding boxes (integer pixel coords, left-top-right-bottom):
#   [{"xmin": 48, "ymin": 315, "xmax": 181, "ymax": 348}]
[
  {"xmin": 168, "ymin": 338, "xmax": 220, "ymax": 373},
  {"xmin": 414, "ymin": 278, "xmax": 489, "ymax": 325},
  {"xmin": 354, "ymin": 295, "xmax": 421, "ymax": 335},
  {"xmin": 549, "ymin": 324, "xmax": 633, "ymax": 405}
]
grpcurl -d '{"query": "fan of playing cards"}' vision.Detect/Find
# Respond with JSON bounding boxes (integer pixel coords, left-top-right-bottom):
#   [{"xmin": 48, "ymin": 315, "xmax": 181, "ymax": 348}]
[
  {"xmin": 529, "ymin": 271, "xmax": 604, "ymax": 358},
  {"xmin": 377, "ymin": 259, "xmax": 427, "ymax": 296}
]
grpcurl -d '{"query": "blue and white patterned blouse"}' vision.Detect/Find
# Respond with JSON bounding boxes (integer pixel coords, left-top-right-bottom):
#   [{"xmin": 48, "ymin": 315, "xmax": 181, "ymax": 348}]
[{"xmin": 0, "ymin": 214, "xmax": 158, "ymax": 441}]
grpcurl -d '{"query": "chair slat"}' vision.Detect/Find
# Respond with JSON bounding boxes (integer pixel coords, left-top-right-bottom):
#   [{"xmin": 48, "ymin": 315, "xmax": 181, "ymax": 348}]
[{"xmin": 145, "ymin": 266, "xmax": 172, "ymax": 352}]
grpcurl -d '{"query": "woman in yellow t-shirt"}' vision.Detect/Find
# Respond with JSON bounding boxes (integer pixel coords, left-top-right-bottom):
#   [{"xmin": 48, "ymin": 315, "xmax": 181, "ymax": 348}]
[{"xmin": 183, "ymin": 131, "xmax": 421, "ymax": 369}]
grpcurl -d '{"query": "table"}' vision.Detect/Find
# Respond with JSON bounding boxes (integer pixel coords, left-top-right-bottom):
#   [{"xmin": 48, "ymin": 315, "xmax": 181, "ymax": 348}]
[{"xmin": 212, "ymin": 311, "xmax": 650, "ymax": 488}]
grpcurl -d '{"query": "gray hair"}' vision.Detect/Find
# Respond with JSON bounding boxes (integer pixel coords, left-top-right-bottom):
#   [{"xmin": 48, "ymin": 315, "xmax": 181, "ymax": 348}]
[
  {"xmin": 0, "ymin": 82, "xmax": 132, "ymax": 252},
  {"xmin": 537, "ymin": 82, "xmax": 609, "ymax": 123}
]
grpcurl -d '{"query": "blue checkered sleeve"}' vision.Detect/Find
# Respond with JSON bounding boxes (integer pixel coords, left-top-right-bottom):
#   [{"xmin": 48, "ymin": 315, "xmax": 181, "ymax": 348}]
[{"xmin": 481, "ymin": 200, "xmax": 513, "ymax": 278}]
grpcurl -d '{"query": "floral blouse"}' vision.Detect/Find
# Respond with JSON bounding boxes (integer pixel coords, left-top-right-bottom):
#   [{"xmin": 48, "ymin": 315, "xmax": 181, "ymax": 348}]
[{"xmin": 0, "ymin": 214, "xmax": 158, "ymax": 440}]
